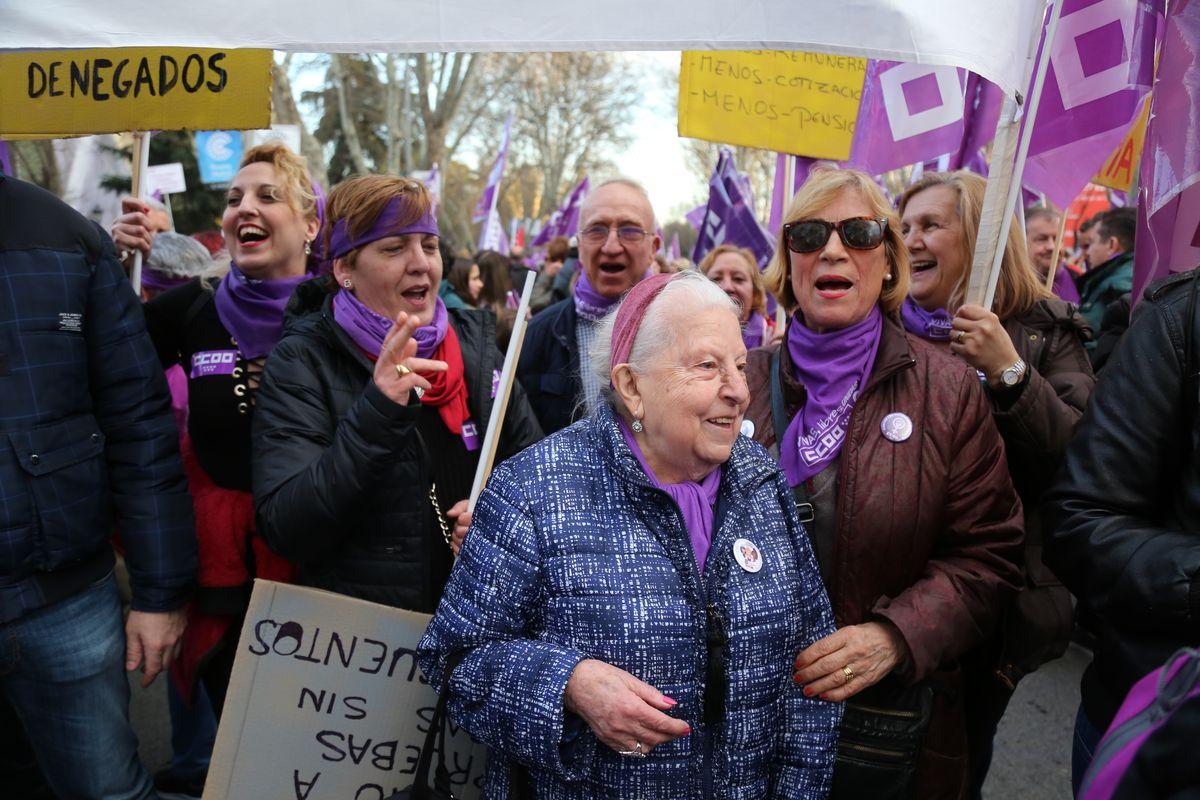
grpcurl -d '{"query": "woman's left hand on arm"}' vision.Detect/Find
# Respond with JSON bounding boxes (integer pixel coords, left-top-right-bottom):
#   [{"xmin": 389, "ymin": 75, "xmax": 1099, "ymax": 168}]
[
  {"xmin": 950, "ymin": 304, "xmax": 1021, "ymax": 389},
  {"xmin": 793, "ymin": 621, "xmax": 911, "ymax": 702},
  {"xmin": 446, "ymin": 499, "xmax": 471, "ymax": 556}
]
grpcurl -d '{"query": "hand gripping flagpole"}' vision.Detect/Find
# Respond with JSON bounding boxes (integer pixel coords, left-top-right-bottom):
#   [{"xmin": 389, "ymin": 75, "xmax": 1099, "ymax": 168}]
[
  {"xmin": 468, "ymin": 270, "xmax": 536, "ymax": 512},
  {"xmin": 966, "ymin": 0, "xmax": 1064, "ymax": 309},
  {"xmin": 129, "ymin": 131, "xmax": 152, "ymax": 296}
]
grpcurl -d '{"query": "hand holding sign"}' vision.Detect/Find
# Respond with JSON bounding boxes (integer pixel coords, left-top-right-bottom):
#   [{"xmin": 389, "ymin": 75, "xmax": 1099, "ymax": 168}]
[
  {"xmin": 372, "ymin": 311, "xmax": 446, "ymax": 406},
  {"xmin": 110, "ymin": 196, "xmax": 156, "ymax": 261}
]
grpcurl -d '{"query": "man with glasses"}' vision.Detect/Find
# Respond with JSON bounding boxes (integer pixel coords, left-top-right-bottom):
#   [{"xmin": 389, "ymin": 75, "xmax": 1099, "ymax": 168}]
[{"xmin": 518, "ymin": 178, "xmax": 660, "ymax": 434}]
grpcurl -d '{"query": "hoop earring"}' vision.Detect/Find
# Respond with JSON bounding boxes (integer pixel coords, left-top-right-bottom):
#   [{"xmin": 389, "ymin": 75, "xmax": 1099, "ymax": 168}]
[
  {"xmin": 343, "ymin": 279, "xmax": 353, "ymax": 289},
  {"xmin": 631, "ymin": 419, "xmax": 644, "ymax": 433}
]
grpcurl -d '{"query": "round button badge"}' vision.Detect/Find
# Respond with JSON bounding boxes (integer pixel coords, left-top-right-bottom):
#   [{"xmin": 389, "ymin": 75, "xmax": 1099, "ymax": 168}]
[
  {"xmin": 733, "ymin": 538, "xmax": 763, "ymax": 573},
  {"xmin": 880, "ymin": 412, "xmax": 913, "ymax": 443}
]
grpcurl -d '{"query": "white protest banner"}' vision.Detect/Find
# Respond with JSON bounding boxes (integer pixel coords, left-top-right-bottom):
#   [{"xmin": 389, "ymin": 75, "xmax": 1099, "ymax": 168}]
[
  {"xmin": 3, "ymin": 1, "xmax": 1044, "ymax": 97},
  {"xmin": 144, "ymin": 162, "xmax": 186, "ymax": 197},
  {"xmin": 204, "ymin": 581, "xmax": 488, "ymax": 800}
]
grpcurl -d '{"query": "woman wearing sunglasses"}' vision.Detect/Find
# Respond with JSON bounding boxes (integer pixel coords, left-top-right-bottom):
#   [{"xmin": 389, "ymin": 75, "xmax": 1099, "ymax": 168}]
[
  {"xmin": 743, "ymin": 168, "xmax": 1024, "ymax": 800},
  {"xmin": 898, "ymin": 170, "xmax": 1093, "ymax": 795}
]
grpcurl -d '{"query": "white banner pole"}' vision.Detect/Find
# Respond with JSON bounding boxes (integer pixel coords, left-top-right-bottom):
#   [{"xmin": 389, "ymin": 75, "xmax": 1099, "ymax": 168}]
[
  {"xmin": 129, "ymin": 131, "xmax": 152, "ymax": 297},
  {"xmin": 966, "ymin": 0, "xmax": 1063, "ymax": 308},
  {"xmin": 468, "ymin": 270, "xmax": 536, "ymax": 511}
]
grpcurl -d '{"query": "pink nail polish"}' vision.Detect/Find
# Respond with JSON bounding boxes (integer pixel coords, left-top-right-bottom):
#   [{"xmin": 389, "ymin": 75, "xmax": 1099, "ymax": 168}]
[{"xmin": 663, "ymin": 697, "xmax": 678, "ymax": 706}]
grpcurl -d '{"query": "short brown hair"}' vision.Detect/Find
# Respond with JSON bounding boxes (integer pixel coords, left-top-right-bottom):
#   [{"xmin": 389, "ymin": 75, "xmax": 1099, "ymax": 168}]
[
  {"xmin": 322, "ymin": 175, "xmax": 433, "ymax": 267},
  {"xmin": 898, "ymin": 171, "xmax": 1052, "ymax": 319},
  {"xmin": 764, "ymin": 168, "xmax": 910, "ymax": 315},
  {"xmin": 546, "ymin": 236, "xmax": 570, "ymax": 263},
  {"xmin": 239, "ymin": 142, "xmax": 319, "ymax": 223},
  {"xmin": 699, "ymin": 244, "xmax": 767, "ymax": 317}
]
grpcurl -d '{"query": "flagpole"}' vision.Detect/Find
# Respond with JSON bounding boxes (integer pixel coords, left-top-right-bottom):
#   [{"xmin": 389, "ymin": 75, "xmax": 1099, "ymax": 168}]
[
  {"xmin": 966, "ymin": 0, "xmax": 1064, "ymax": 309},
  {"xmin": 776, "ymin": 155, "xmax": 797, "ymax": 325},
  {"xmin": 129, "ymin": 131, "xmax": 152, "ymax": 297},
  {"xmin": 1045, "ymin": 211, "xmax": 1068, "ymax": 290}
]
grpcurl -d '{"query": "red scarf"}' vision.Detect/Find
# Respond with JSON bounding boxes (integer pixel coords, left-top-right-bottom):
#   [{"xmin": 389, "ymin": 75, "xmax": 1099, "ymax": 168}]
[{"xmin": 420, "ymin": 324, "xmax": 471, "ymax": 434}]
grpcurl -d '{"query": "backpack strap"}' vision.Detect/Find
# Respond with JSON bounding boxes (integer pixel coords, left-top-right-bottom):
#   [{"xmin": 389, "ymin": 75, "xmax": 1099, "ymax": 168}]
[{"xmin": 770, "ymin": 348, "xmax": 815, "ymax": 524}]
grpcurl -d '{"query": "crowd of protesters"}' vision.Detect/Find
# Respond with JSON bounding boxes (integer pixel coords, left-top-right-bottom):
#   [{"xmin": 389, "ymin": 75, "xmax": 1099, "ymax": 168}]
[{"xmin": 0, "ymin": 136, "xmax": 1194, "ymax": 800}]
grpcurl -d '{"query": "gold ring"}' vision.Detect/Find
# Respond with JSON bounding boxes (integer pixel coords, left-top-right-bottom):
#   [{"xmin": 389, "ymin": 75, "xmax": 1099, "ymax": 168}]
[
  {"xmin": 843, "ymin": 665, "xmax": 855, "ymax": 682},
  {"xmin": 954, "ymin": 329, "xmax": 966, "ymax": 343},
  {"xmin": 395, "ymin": 363, "xmax": 412, "ymax": 378}
]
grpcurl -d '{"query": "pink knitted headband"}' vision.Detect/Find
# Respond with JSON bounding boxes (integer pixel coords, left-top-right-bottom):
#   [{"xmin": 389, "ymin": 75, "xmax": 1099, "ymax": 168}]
[{"xmin": 610, "ymin": 272, "xmax": 676, "ymax": 372}]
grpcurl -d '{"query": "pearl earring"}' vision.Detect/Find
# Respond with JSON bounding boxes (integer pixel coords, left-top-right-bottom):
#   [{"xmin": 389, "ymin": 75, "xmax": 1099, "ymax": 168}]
[
  {"xmin": 304, "ymin": 239, "xmax": 312, "ymax": 255},
  {"xmin": 885, "ymin": 273, "xmax": 893, "ymax": 281},
  {"xmin": 343, "ymin": 279, "xmax": 353, "ymax": 289},
  {"xmin": 631, "ymin": 419, "xmax": 644, "ymax": 433}
]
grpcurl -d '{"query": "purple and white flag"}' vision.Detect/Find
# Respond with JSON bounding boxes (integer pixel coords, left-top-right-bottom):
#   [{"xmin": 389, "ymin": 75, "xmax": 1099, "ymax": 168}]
[
  {"xmin": 1133, "ymin": 1, "xmax": 1200, "ymax": 303},
  {"xmin": 668, "ymin": 233, "xmax": 681, "ymax": 262},
  {"xmin": 1023, "ymin": 0, "xmax": 1163, "ymax": 210},
  {"xmin": 0, "ymin": 141, "xmax": 11, "ymax": 176},
  {"xmin": 533, "ymin": 177, "xmax": 589, "ymax": 246},
  {"xmin": 767, "ymin": 153, "xmax": 817, "ymax": 234},
  {"xmin": 691, "ymin": 149, "xmax": 775, "ymax": 269},
  {"xmin": 480, "ymin": 207, "xmax": 509, "ymax": 254},
  {"xmin": 685, "ymin": 203, "xmax": 707, "ymax": 232},
  {"xmin": 472, "ymin": 114, "xmax": 513, "ymax": 223},
  {"xmin": 420, "ymin": 162, "xmax": 441, "ymax": 210}
]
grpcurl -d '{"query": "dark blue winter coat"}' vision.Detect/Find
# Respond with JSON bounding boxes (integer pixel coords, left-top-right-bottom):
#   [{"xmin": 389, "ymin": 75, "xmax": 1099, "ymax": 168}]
[
  {"xmin": 418, "ymin": 402, "xmax": 840, "ymax": 799},
  {"xmin": 0, "ymin": 175, "xmax": 195, "ymax": 622}
]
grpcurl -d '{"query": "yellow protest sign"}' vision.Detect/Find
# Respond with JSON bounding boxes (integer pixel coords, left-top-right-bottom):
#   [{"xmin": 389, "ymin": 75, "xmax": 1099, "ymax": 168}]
[
  {"xmin": 0, "ymin": 48, "xmax": 272, "ymax": 138},
  {"xmin": 678, "ymin": 51, "xmax": 867, "ymax": 159},
  {"xmin": 1092, "ymin": 96, "xmax": 1150, "ymax": 193}
]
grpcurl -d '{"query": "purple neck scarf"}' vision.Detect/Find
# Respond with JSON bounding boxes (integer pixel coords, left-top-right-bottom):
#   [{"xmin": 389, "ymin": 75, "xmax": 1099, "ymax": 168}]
[
  {"xmin": 213, "ymin": 264, "xmax": 308, "ymax": 360},
  {"xmin": 140, "ymin": 269, "xmax": 193, "ymax": 294},
  {"xmin": 620, "ymin": 418, "xmax": 722, "ymax": 573},
  {"xmin": 899, "ymin": 297, "xmax": 953, "ymax": 341},
  {"xmin": 332, "ymin": 289, "xmax": 448, "ymax": 359},
  {"xmin": 573, "ymin": 270, "xmax": 620, "ymax": 322},
  {"xmin": 742, "ymin": 311, "xmax": 767, "ymax": 350},
  {"xmin": 781, "ymin": 306, "xmax": 883, "ymax": 486}
]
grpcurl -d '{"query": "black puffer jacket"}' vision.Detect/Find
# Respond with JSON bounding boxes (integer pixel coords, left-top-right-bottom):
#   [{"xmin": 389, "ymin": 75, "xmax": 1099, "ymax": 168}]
[
  {"xmin": 253, "ymin": 278, "xmax": 542, "ymax": 612},
  {"xmin": 1045, "ymin": 269, "xmax": 1200, "ymax": 731}
]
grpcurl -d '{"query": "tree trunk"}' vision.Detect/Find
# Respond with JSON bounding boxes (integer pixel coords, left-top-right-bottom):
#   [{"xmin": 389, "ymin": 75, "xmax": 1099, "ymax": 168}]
[
  {"xmin": 271, "ymin": 61, "xmax": 329, "ymax": 187},
  {"xmin": 330, "ymin": 55, "xmax": 369, "ymax": 175}
]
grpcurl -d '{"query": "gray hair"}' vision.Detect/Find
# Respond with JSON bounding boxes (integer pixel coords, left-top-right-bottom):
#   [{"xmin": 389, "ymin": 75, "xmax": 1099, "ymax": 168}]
[
  {"xmin": 146, "ymin": 232, "xmax": 214, "ymax": 279},
  {"xmin": 582, "ymin": 176, "xmax": 658, "ymax": 229},
  {"xmin": 586, "ymin": 271, "xmax": 738, "ymax": 416}
]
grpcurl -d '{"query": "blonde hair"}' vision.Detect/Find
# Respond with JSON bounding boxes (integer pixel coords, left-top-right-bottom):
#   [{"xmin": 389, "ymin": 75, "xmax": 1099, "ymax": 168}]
[
  {"xmin": 238, "ymin": 142, "xmax": 320, "ymax": 223},
  {"xmin": 699, "ymin": 244, "xmax": 768, "ymax": 317},
  {"xmin": 321, "ymin": 175, "xmax": 433, "ymax": 268},
  {"xmin": 898, "ymin": 170, "xmax": 1053, "ymax": 319},
  {"xmin": 763, "ymin": 168, "xmax": 910, "ymax": 315}
]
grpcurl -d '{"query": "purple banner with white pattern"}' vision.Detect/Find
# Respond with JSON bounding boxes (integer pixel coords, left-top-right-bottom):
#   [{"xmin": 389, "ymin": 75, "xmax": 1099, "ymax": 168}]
[
  {"xmin": 692, "ymin": 149, "xmax": 775, "ymax": 269},
  {"xmin": 472, "ymin": 114, "xmax": 513, "ymax": 223}
]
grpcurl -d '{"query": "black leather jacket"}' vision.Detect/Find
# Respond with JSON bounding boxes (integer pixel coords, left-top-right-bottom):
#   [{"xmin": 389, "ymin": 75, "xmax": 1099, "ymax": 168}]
[
  {"xmin": 1045, "ymin": 269, "xmax": 1200, "ymax": 729},
  {"xmin": 253, "ymin": 278, "xmax": 542, "ymax": 612}
]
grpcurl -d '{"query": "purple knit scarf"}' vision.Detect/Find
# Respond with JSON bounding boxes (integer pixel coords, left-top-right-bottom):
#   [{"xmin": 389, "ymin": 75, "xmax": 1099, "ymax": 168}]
[
  {"xmin": 213, "ymin": 264, "xmax": 308, "ymax": 360},
  {"xmin": 332, "ymin": 289, "xmax": 448, "ymax": 359},
  {"xmin": 620, "ymin": 418, "xmax": 722, "ymax": 573},
  {"xmin": 781, "ymin": 306, "xmax": 883, "ymax": 486},
  {"xmin": 899, "ymin": 296, "xmax": 953, "ymax": 341}
]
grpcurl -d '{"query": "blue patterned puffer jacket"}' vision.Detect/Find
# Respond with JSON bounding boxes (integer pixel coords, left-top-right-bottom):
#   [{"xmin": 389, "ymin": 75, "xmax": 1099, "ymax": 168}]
[{"xmin": 417, "ymin": 402, "xmax": 841, "ymax": 799}]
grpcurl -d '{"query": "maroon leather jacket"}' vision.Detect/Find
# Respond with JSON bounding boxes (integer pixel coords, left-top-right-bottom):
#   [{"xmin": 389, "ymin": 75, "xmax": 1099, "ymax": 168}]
[{"xmin": 745, "ymin": 313, "xmax": 1025, "ymax": 798}]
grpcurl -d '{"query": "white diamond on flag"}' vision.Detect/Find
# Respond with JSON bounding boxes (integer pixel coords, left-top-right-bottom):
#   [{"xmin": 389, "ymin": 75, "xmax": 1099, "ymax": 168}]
[
  {"xmin": 1051, "ymin": 0, "xmax": 1136, "ymax": 111},
  {"xmin": 879, "ymin": 63, "xmax": 964, "ymax": 141}
]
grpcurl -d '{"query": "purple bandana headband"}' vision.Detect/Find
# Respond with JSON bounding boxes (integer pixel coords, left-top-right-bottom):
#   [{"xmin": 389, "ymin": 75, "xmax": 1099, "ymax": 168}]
[
  {"xmin": 325, "ymin": 194, "xmax": 439, "ymax": 262},
  {"xmin": 610, "ymin": 272, "xmax": 676, "ymax": 372}
]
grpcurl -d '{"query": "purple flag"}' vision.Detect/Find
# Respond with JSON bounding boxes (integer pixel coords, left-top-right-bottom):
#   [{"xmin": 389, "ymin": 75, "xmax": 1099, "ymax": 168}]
[
  {"xmin": 685, "ymin": 203, "xmax": 707, "ymax": 231},
  {"xmin": 767, "ymin": 153, "xmax": 820, "ymax": 234},
  {"xmin": 668, "ymin": 233, "xmax": 681, "ymax": 262},
  {"xmin": 472, "ymin": 114, "xmax": 513, "ymax": 223},
  {"xmin": 846, "ymin": 60, "xmax": 1001, "ymax": 176},
  {"xmin": 533, "ymin": 177, "xmax": 589, "ymax": 246},
  {"xmin": 420, "ymin": 162, "xmax": 441, "ymax": 210},
  {"xmin": 691, "ymin": 149, "xmax": 775, "ymax": 269},
  {"xmin": 0, "ymin": 141, "xmax": 11, "ymax": 176},
  {"xmin": 1133, "ymin": 1, "xmax": 1200, "ymax": 304},
  {"xmin": 1023, "ymin": 0, "xmax": 1162, "ymax": 209}
]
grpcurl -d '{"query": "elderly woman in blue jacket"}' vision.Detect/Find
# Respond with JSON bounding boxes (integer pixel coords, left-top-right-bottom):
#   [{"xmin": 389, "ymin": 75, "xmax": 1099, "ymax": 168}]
[{"xmin": 418, "ymin": 270, "xmax": 840, "ymax": 798}]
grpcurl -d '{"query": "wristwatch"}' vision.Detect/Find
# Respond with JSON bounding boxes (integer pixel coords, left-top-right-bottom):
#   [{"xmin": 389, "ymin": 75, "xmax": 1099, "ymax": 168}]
[{"xmin": 998, "ymin": 358, "xmax": 1028, "ymax": 389}]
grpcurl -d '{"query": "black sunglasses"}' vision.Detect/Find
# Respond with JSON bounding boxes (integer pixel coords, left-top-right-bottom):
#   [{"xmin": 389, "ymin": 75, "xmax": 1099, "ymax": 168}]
[{"xmin": 783, "ymin": 217, "xmax": 888, "ymax": 254}]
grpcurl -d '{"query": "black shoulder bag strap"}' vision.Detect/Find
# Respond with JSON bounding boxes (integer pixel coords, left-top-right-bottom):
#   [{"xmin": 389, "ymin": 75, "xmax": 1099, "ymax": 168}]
[
  {"xmin": 770, "ymin": 348, "xmax": 815, "ymax": 524},
  {"xmin": 390, "ymin": 651, "xmax": 468, "ymax": 800}
]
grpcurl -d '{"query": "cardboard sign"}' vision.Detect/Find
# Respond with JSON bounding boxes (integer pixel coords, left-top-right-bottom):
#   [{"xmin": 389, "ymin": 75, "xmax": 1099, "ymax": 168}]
[
  {"xmin": 1092, "ymin": 95, "xmax": 1151, "ymax": 193},
  {"xmin": 145, "ymin": 162, "xmax": 187, "ymax": 197},
  {"xmin": 0, "ymin": 48, "xmax": 272, "ymax": 138},
  {"xmin": 678, "ymin": 50, "xmax": 867, "ymax": 160},
  {"xmin": 204, "ymin": 581, "xmax": 488, "ymax": 800}
]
